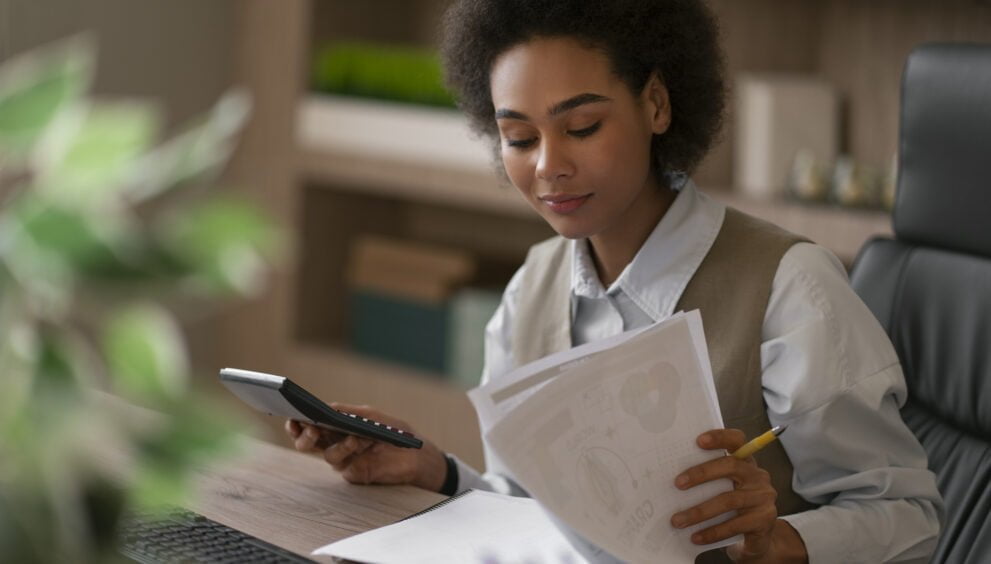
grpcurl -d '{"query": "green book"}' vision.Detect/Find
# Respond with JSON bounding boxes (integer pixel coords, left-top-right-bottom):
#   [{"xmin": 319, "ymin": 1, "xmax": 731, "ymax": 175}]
[
  {"xmin": 351, "ymin": 290, "xmax": 448, "ymax": 374},
  {"xmin": 445, "ymin": 288, "xmax": 502, "ymax": 389}
]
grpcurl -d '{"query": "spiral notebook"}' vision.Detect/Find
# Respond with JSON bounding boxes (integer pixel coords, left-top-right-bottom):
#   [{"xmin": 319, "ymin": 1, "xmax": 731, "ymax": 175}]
[{"xmin": 312, "ymin": 489, "xmax": 587, "ymax": 563}]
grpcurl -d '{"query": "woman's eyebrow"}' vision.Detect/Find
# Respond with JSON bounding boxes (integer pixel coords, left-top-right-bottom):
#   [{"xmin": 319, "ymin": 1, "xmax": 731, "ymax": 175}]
[
  {"xmin": 494, "ymin": 92, "xmax": 612, "ymax": 121},
  {"xmin": 549, "ymin": 92, "xmax": 611, "ymax": 116}
]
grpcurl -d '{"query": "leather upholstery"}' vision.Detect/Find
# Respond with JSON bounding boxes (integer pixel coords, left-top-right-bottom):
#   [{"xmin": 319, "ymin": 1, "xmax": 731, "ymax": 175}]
[
  {"xmin": 894, "ymin": 43, "xmax": 991, "ymax": 257},
  {"xmin": 850, "ymin": 43, "xmax": 991, "ymax": 563}
]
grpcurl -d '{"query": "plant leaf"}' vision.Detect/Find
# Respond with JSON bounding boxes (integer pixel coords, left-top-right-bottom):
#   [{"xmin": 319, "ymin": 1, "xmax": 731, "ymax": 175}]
[
  {"xmin": 4, "ymin": 195, "xmax": 142, "ymax": 289},
  {"xmin": 0, "ymin": 296, "xmax": 38, "ymax": 431},
  {"xmin": 0, "ymin": 35, "xmax": 93, "ymax": 155},
  {"xmin": 129, "ymin": 399, "xmax": 241, "ymax": 511},
  {"xmin": 160, "ymin": 197, "xmax": 278, "ymax": 294},
  {"xmin": 33, "ymin": 331, "xmax": 81, "ymax": 396},
  {"xmin": 127, "ymin": 464, "xmax": 190, "ymax": 512},
  {"xmin": 103, "ymin": 303, "xmax": 188, "ymax": 405},
  {"xmin": 128, "ymin": 89, "xmax": 250, "ymax": 201},
  {"xmin": 35, "ymin": 102, "xmax": 160, "ymax": 208}
]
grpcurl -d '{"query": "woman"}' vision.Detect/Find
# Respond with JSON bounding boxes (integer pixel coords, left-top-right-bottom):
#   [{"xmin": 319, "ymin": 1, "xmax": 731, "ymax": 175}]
[{"xmin": 288, "ymin": 1, "xmax": 941, "ymax": 562}]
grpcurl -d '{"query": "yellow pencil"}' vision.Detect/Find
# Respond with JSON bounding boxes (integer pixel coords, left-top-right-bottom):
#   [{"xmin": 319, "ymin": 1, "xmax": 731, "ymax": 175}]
[{"xmin": 732, "ymin": 426, "xmax": 787, "ymax": 459}]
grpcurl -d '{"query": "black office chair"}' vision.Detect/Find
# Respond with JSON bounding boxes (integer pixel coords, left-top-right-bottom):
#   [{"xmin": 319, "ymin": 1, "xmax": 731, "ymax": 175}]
[{"xmin": 849, "ymin": 43, "xmax": 991, "ymax": 563}]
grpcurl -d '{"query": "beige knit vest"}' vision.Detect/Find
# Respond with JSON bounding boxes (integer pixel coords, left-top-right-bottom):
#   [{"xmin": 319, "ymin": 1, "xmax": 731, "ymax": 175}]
[{"xmin": 511, "ymin": 207, "xmax": 816, "ymax": 563}]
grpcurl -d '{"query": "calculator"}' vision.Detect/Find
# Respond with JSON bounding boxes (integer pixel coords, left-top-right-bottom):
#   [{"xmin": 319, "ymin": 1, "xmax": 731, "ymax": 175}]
[{"xmin": 219, "ymin": 367, "xmax": 423, "ymax": 449}]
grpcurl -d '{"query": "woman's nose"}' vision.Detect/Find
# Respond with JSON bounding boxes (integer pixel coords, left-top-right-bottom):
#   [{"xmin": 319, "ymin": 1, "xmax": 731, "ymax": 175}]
[{"xmin": 535, "ymin": 139, "xmax": 575, "ymax": 181}]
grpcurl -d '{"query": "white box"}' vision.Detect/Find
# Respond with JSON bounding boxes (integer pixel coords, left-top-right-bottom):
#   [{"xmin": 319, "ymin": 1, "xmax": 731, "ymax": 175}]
[{"xmin": 734, "ymin": 74, "xmax": 839, "ymax": 199}]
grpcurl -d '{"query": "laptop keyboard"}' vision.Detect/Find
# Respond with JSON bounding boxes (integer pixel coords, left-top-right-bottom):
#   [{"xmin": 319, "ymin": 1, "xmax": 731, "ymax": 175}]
[{"xmin": 118, "ymin": 506, "xmax": 314, "ymax": 563}]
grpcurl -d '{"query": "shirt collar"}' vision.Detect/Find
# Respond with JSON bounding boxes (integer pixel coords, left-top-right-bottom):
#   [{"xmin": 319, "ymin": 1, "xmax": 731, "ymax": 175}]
[{"xmin": 570, "ymin": 177, "xmax": 726, "ymax": 321}]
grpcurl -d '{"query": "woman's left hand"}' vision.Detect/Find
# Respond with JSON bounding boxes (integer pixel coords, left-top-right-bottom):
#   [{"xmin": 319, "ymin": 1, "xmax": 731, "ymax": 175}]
[{"xmin": 670, "ymin": 428, "xmax": 807, "ymax": 563}]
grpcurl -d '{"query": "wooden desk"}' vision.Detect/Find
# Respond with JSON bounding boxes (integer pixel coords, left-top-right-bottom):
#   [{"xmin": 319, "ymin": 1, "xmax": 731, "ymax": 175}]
[
  {"xmin": 93, "ymin": 391, "xmax": 444, "ymax": 560},
  {"xmin": 190, "ymin": 438, "xmax": 445, "ymax": 561}
]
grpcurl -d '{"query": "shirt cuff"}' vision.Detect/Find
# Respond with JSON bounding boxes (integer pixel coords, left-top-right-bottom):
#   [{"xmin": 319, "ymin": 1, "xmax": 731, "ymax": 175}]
[
  {"xmin": 449, "ymin": 455, "xmax": 490, "ymax": 495},
  {"xmin": 783, "ymin": 507, "xmax": 918, "ymax": 564},
  {"xmin": 780, "ymin": 511, "xmax": 838, "ymax": 564}
]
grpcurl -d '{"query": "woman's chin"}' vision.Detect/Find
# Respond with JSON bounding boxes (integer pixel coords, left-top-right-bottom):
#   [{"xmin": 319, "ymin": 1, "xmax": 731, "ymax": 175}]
[{"xmin": 545, "ymin": 218, "xmax": 595, "ymax": 240}]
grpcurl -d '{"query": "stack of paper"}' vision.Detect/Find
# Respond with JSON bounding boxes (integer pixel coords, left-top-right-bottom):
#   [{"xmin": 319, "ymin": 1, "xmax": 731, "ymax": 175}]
[{"xmin": 470, "ymin": 310, "xmax": 739, "ymax": 563}]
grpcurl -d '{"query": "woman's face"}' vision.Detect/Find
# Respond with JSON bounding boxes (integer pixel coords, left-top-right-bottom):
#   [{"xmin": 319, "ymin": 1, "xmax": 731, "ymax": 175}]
[{"xmin": 490, "ymin": 37, "xmax": 671, "ymax": 243}]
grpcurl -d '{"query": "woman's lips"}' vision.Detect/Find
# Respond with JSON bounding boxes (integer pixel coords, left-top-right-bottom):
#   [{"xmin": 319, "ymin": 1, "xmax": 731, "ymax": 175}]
[{"xmin": 540, "ymin": 193, "xmax": 592, "ymax": 214}]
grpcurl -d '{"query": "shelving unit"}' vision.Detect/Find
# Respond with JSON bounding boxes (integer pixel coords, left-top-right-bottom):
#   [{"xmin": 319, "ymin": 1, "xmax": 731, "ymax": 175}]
[
  {"xmin": 210, "ymin": 0, "xmax": 991, "ymax": 469},
  {"xmin": 296, "ymin": 94, "xmax": 529, "ymax": 217},
  {"xmin": 297, "ymin": 93, "xmax": 893, "ymax": 265}
]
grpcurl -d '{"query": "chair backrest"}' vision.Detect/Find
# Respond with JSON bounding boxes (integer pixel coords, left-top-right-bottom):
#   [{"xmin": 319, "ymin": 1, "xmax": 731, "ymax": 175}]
[{"xmin": 849, "ymin": 43, "xmax": 991, "ymax": 563}]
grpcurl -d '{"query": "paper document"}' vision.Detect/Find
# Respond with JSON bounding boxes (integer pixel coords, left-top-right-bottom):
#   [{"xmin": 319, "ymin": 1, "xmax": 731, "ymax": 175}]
[
  {"xmin": 312, "ymin": 489, "xmax": 588, "ymax": 563},
  {"xmin": 469, "ymin": 310, "xmax": 740, "ymax": 563}
]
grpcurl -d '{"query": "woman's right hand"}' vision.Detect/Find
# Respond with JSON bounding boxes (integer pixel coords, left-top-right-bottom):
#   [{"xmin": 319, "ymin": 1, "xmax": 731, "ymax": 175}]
[{"xmin": 284, "ymin": 403, "xmax": 449, "ymax": 492}]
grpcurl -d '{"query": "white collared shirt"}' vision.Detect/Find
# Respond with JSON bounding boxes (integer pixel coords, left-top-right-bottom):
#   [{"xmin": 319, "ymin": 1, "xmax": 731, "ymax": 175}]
[{"xmin": 454, "ymin": 179, "xmax": 942, "ymax": 563}]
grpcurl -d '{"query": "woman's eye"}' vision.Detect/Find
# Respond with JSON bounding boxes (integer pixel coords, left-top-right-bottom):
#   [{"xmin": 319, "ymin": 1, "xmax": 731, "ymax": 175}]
[
  {"xmin": 506, "ymin": 137, "xmax": 537, "ymax": 149},
  {"xmin": 568, "ymin": 122, "xmax": 601, "ymax": 138}
]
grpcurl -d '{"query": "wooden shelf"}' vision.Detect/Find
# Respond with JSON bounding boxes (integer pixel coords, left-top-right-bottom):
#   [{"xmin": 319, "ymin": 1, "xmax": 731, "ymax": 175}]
[
  {"xmin": 295, "ymin": 94, "xmax": 890, "ymax": 265},
  {"xmin": 296, "ymin": 94, "xmax": 534, "ymax": 218}
]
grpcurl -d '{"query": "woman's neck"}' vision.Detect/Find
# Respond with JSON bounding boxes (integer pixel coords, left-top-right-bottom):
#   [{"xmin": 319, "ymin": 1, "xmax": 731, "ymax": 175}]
[{"xmin": 589, "ymin": 179, "xmax": 677, "ymax": 288}]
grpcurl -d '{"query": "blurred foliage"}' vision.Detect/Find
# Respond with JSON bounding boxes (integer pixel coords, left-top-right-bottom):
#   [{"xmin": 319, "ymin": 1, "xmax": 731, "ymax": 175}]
[
  {"xmin": 312, "ymin": 41, "xmax": 456, "ymax": 108},
  {"xmin": 0, "ymin": 36, "xmax": 279, "ymax": 562}
]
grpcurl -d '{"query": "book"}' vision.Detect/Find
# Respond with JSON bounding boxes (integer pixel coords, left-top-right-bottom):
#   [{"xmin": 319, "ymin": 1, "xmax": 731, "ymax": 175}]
[
  {"xmin": 347, "ymin": 235, "xmax": 476, "ymax": 305},
  {"xmin": 311, "ymin": 489, "xmax": 588, "ymax": 563},
  {"xmin": 347, "ymin": 235, "xmax": 477, "ymax": 373},
  {"xmin": 446, "ymin": 287, "xmax": 502, "ymax": 387}
]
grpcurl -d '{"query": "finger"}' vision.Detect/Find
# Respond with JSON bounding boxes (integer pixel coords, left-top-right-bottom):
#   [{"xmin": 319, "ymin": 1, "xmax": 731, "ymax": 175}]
[
  {"xmin": 671, "ymin": 488, "xmax": 776, "ymax": 529},
  {"xmin": 697, "ymin": 428, "xmax": 748, "ymax": 452},
  {"xmin": 294, "ymin": 424, "xmax": 323, "ymax": 452},
  {"xmin": 676, "ymin": 456, "xmax": 767, "ymax": 490},
  {"xmin": 341, "ymin": 452, "xmax": 376, "ymax": 485},
  {"xmin": 323, "ymin": 435, "xmax": 374, "ymax": 470},
  {"xmin": 286, "ymin": 419, "xmax": 302, "ymax": 439},
  {"xmin": 294, "ymin": 421, "xmax": 347, "ymax": 449},
  {"xmin": 314, "ymin": 427, "xmax": 348, "ymax": 450},
  {"xmin": 342, "ymin": 442, "xmax": 418, "ymax": 485},
  {"xmin": 727, "ymin": 538, "xmax": 774, "ymax": 563},
  {"xmin": 688, "ymin": 504, "xmax": 777, "ymax": 548}
]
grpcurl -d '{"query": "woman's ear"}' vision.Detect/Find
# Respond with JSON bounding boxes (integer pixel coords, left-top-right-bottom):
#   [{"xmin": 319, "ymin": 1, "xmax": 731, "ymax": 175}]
[{"xmin": 642, "ymin": 72, "xmax": 672, "ymax": 135}]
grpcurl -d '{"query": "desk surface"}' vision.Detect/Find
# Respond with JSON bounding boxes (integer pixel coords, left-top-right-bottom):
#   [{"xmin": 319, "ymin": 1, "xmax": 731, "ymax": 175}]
[{"xmin": 190, "ymin": 438, "xmax": 446, "ymax": 560}]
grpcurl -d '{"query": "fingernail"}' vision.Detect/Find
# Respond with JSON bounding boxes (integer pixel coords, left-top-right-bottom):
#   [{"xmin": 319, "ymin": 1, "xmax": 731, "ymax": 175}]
[
  {"xmin": 699, "ymin": 434, "xmax": 712, "ymax": 447},
  {"xmin": 675, "ymin": 474, "xmax": 689, "ymax": 488},
  {"xmin": 692, "ymin": 533, "xmax": 703, "ymax": 544},
  {"xmin": 671, "ymin": 514, "xmax": 687, "ymax": 528}
]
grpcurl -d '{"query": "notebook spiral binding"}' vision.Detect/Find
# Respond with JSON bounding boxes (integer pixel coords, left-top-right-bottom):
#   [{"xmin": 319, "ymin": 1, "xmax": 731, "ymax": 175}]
[{"xmin": 400, "ymin": 489, "xmax": 475, "ymax": 522}]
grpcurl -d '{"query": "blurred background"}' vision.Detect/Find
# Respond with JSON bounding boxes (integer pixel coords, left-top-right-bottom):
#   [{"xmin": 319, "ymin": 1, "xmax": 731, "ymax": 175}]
[{"xmin": 3, "ymin": 0, "xmax": 990, "ymax": 475}]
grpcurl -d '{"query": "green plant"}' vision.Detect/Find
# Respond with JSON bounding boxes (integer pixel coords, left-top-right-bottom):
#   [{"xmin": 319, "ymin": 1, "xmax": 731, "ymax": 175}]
[
  {"xmin": 0, "ymin": 37, "xmax": 279, "ymax": 562},
  {"xmin": 312, "ymin": 41, "xmax": 457, "ymax": 108}
]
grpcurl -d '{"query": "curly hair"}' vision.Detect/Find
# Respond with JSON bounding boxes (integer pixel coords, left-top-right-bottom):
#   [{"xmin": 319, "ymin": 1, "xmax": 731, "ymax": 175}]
[{"xmin": 440, "ymin": 0, "xmax": 725, "ymax": 177}]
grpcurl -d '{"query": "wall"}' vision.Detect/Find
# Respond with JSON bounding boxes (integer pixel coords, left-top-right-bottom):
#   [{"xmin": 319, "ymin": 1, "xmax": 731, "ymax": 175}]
[{"xmin": 1, "ymin": 0, "xmax": 236, "ymax": 131}]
